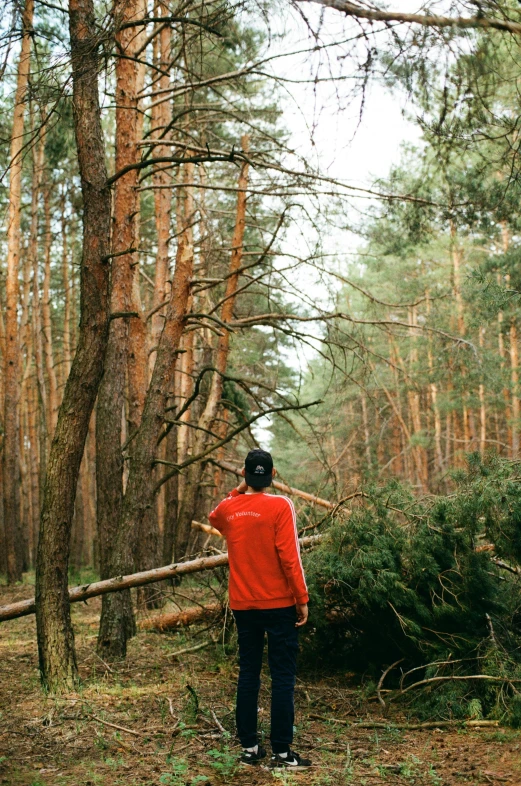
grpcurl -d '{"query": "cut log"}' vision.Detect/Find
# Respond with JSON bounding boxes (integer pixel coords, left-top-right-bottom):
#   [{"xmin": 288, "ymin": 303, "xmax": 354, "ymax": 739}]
[
  {"xmin": 214, "ymin": 460, "xmax": 335, "ymax": 510},
  {"xmin": 139, "ymin": 602, "xmax": 222, "ymax": 632},
  {"xmin": 0, "ymin": 535, "xmax": 321, "ymax": 623}
]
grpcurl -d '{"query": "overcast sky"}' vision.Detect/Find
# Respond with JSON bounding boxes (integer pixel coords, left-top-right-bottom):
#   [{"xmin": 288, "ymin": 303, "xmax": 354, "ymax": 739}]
[{"xmin": 251, "ymin": 2, "xmax": 425, "ymax": 441}]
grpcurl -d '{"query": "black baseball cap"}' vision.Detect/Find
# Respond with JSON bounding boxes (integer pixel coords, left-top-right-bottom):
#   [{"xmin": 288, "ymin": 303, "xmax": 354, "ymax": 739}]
[{"xmin": 244, "ymin": 449, "xmax": 273, "ymax": 487}]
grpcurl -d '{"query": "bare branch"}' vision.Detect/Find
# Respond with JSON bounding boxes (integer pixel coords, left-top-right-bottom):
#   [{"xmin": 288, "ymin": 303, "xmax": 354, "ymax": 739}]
[{"xmin": 298, "ymin": 1, "xmax": 521, "ymax": 36}]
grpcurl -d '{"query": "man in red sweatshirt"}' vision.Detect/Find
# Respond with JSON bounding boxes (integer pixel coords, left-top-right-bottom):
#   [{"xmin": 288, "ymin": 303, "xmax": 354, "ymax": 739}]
[{"xmin": 209, "ymin": 449, "xmax": 311, "ymax": 770}]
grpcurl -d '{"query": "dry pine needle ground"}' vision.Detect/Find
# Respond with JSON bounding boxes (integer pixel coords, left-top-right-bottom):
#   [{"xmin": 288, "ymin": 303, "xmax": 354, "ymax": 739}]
[{"xmin": 1, "ymin": 585, "xmax": 521, "ymax": 786}]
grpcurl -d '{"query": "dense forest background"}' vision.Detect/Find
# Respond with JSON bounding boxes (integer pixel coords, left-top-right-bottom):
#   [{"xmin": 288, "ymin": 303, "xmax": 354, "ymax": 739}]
[{"xmin": 3, "ymin": 0, "xmax": 521, "ymax": 727}]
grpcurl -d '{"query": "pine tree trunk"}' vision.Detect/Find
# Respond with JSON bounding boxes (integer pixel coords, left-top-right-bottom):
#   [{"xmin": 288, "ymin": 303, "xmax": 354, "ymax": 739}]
[
  {"xmin": 19, "ymin": 394, "xmax": 30, "ymax": 568},
  {"xmin": 0, "ymin": 458, "xmax": 5, "ymax": 578},
  {"xmin": 361, "ymin": 393, "xmax": 372, "ymax": 470},
  {"xmin": 150, "ymin": 0, "xmax": 172, "ymax": 373},
  {"xmin": 479, "ymin": 325, "xmax": 487, "ymax": 455},
  {"xmin": 108, "ymin": 161, "xmax": 196, "ymax": 656},
  {"xmin": 70, "ymin": 465, "xmax": 85, "ymax": 573},
  {"xmin": 177, "ymin": 330, "xmax": 195, "ymax": 500},
  {"xmin": 31, "ymin": 134, "xmax": 49, "ymax": 469},
  {"xmin": 84, "ymin": 416, "xmax": 97, "ymax": 567},
  {"xmin": 146, "ymin": 4, "xmax": 172, "ymax": 580},
  {"xmin": 20, "ymin": 199, "xmax": 34, "ymax": 569},
  {"xmin": 3, "ymin": 0, "xmax": 34, "ymax": 583},
  {"xmin": 426, "ymin": 294, "xmax": 443, "ymax": 477},
  {"xmin": 408, "ymin": 306, "xmax": 428, "ymax": 491},
  {"xmin": 450, "ymin": 223, "xmax": 467, "ymax": 467},
  {"xmin": 35, "ymin": 0, "xmax": 111, "ymax": 692},
  {"xmin": 451, "ymin": 222, "xmax": 465, "ymax": 336},
  {"xmin": 500, "ymin": 225, "xmax": 513, "ymax": 455},
  {"xmin": 42, "ymin": 187, "xmax": 59, "ymax": 435},
  {"xmin": 28, "ymin": 380, "xmax": 41, "ymax": 560},
  {"xmin": 128, "ymin": 275, "xmax": 158, "ymax": 608},
  {"xmin": 175, "ymin": 140, "xmax": 250, "ymax": 559},
  {"xmin": 96, "ymin": 0, "xmax": 143, "ymax": 659},
  {"xmin": 162, "ymin": 424, "xmax": 178, "ymax": 564},
  {"xmin": 510, "ymin": 319, "xmax": 519, "ymax": 457},
  {"xmin": 387, "ymin": 337, "xmax": 404, "ymax": 478},
  {"xmin": 445, "ymin": 411, "xmax": 452, "ymax": 467},
  {"xmin": 498, "ymin": 293, "xmax": 510, "ymax": 454},
  {"xmin": 61, "ymin": 193, "xmax": 72, "ymax": 379}
]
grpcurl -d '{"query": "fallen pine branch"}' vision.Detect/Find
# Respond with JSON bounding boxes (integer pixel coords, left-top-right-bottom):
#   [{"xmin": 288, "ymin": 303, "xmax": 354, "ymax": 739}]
[
  {"xmin": 308, "ymin": 714, "xmax": 500, "ymax": 730},
  {"xmin": 397, "ymin": 674, "xmax": 521, "ymax": 697},
  {"xmin": 90, "ymin": 715, "xmax": 142, "ymax": 736},
  {"xmin": 493, "ymin": 558, "xmax": 520, "ymax": 575},
  {"xmin": 0, "ymin": 535, "xmax": 321, "ymax": 623},
  {"xmin": 211, "ymin": 709, "xmax": 226, "ymax": 734},
  {"xmin": 169, "ymin": 640, "xmax": 213, "ymax": 659},
  {"xmin": 377, "ymin": 658, "xmax": 403, "ymax": 711}
]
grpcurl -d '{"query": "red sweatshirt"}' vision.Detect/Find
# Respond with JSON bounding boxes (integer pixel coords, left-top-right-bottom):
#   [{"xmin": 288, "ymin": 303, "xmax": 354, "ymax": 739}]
[{"xmin": 209, "ymin": 488, "xmax": 309, "ymax": 611}]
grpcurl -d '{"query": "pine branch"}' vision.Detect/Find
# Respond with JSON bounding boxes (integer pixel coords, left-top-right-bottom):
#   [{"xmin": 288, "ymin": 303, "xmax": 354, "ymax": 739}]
[{"xmin": 298, "ymin": 1, "xmax": 521, "ymax": 36}]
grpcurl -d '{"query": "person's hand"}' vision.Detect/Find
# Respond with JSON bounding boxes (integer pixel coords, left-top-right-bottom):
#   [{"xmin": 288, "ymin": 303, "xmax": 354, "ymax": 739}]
[
  {"xmin": 295, "ymin": 603, "xmax": 308, "ymax": 627},
  {"xmin": 236, "ymin": 478, "xmax": 248, "ymax": 493}
]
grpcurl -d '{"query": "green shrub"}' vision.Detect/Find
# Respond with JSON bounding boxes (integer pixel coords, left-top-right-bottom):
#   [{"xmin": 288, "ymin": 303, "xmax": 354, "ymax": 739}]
[{"xmin": 301, "ymin": 455, "xmax": 521, "ymax": 720}]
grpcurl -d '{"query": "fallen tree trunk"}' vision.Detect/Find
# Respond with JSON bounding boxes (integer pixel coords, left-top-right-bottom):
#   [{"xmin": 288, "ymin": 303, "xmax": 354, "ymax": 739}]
[
  {"xmin": 0, "ymin": 535, "xmax": 321, "ymax": 623},
  {"xmin": 213, "ymin": 460, "xmax": 335, "ymax": 510},
  {"xmin": 192, "ymin": 520, "xmax": 222, "ymax": 537},
  {"xmin": 139, "ymin": 602, "xmax": 222, "ymax": 632}
]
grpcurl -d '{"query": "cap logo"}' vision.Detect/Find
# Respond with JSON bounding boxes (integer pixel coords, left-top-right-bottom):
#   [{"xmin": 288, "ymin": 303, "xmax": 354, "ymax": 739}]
[{"xmin": 255, "ymin": 465, "xmax": 265, "ymax": 473}]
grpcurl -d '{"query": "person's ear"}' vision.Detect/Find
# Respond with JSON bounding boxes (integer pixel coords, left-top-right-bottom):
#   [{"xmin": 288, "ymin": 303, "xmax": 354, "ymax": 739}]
[
  {"xmin": 241, "ymin": 468, "xmax": 246, "ymax": 477},
  {"xmin": 272, "ymin": 467, "xmax": 277, "ymax": 478}
]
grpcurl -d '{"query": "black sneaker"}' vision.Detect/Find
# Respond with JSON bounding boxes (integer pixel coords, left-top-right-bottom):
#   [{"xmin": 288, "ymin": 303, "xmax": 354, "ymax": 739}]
[
  {"xmin": 270, "ymin": 750, "xmax": 312, "ymax": 770},
  {"xmin": 240, "ymin": 744, "xmax": 267, "ymax": 765}
]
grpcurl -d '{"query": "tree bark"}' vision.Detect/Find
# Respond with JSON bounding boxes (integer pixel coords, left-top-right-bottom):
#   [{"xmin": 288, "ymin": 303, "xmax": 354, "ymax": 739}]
[
  {"xmin": 479, "ymin": 325, "xmax": 487, "ymax": 455},
  {"xmin": 27, "ymin": 379, "xmax": 41, "ymax": 560},
  {"xmin": 31, "ymin": 134, "xmax": 49, "ymax": 473},
  {"xmin": 510, "ymin": 319, "xmax": 519, "ymax": 457},
  {"xmin": 96, "ymin": 0, "xmax": 143, "ymax": 659},
  {"xmin": 42, "ymin": 186, "xmax": 59, "ymax": 436},
  {"xmin": 70, "ymin": 464, "xmax": 85, "ymax": 573},
  {"xmin": 499, "ymin": 225, "xmax": 512, "ymax": 454},
  {"xmin": 128, "ymin": 272, "xmax": 158, "ymax": 608},
  {"xmin": 3, "ymin": 0, "xmax": 34, "ymax": 583},
  {"xmin": 361, "ymin": 392, "xmax": 372, "ymax": 470},
  {"xmin": 61, "ymin": 192, "xmax": 72, "ymax": 379},
  {"xmin": 407, "ymin": 306, "xmax": 428, "ymax": 491},
  {"xmin": 426, "ymin": 294, "xmax": 443, "ymax": 477},
  {"xmin": 150, "ymin": 0, "xmax": 173, "ymax": 374},
  {"xmin": 35, "ymin": 0, "xmax": 111, "ymax": 692},
  {"xmin": 162, "ymin": 423, "xmax": 178, "ymax": 564},
  {"xmin": 450, "ymin": 223, "xmax": 467, "ymax": 466},
  {"xmin": 106, "ymin": 160, "xmax": 196, "ymax": 657},
  {"xmin": 175, "ymin": 138, "xmax": 250, "ymax": 559}
]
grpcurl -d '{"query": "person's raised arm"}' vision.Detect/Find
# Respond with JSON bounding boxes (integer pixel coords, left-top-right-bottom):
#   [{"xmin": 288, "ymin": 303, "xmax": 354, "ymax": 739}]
[{"xmin": 208, "ymin": 484, "xmax": 245, "ymax": 534}]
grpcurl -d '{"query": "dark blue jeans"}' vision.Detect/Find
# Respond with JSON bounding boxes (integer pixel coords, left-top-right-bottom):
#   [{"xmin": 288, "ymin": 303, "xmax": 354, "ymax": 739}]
[{"xmin": 233, "ymin": 605, "xmax": 299, "ymax": 754}]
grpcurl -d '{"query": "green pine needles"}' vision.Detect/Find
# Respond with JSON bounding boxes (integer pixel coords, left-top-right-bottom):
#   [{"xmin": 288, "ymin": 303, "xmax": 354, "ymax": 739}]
[{"xmin": 301, "ymin": 454, "xmax": 521, "ymax": 722}]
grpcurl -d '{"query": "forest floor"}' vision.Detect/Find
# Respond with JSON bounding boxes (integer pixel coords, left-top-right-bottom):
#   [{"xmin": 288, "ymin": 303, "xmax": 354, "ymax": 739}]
[{"xmin": 1, "ymin": 582, "xmax": 521, "ymax": 786}]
